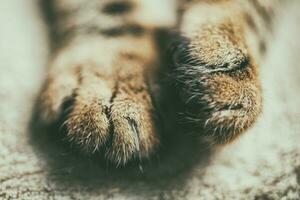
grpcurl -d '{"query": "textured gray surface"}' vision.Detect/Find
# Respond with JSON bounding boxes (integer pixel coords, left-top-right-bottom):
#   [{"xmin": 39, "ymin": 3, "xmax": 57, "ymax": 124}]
[{"xmin": 1, "ymin": 0, "xmax": 300, "ymax": 199}]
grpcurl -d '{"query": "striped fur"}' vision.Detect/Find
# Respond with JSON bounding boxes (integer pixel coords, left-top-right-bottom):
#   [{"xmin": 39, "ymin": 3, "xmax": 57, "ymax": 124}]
[{"xmin": 38, "ymin": 0, "xmax": 280, "ymax": 165}]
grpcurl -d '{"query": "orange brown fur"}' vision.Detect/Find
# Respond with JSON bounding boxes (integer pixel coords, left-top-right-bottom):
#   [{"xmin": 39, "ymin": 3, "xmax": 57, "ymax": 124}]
[{"xmin": 38, "ymin": 0, "xmax": 278, "ymax": 165}]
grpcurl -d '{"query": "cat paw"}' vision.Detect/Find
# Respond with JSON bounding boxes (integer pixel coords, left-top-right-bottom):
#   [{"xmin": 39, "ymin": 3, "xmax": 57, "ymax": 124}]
[
  {"xmin": 171, "ymin": 21, "xmax": 262, "ymax": 144},
  {"xmin": 38, "ymin": 62, "xmax": 159, "ymax": 165}
]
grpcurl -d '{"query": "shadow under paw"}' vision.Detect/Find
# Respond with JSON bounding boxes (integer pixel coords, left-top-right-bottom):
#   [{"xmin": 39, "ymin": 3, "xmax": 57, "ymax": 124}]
[{"xmin": 28, "ymin": 95, "xmax": 213, "ymax": 194}]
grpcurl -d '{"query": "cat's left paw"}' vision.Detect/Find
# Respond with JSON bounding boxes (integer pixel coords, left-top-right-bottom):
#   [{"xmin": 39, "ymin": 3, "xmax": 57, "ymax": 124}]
[{"xmin": 172, "ymin": 21, "xmax": 262, "ymax": 144}]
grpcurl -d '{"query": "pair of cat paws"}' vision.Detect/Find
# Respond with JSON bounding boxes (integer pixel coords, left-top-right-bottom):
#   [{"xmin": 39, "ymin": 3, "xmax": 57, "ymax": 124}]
[{"xmin": 38, "ymin": 29, "xmax": 262, "ymax": 166}]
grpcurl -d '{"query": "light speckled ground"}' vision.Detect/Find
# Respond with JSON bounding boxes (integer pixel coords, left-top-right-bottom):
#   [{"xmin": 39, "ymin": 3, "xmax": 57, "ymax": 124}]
[{"xmin": 0, "ymin": 0, "xmax": 300, "ymax": 199}]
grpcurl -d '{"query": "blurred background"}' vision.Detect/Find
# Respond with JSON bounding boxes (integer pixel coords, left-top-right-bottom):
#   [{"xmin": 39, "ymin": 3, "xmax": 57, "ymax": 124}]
[{"xmin": 0, "ymin": 0, "xmax": 300, "ymax": 199}]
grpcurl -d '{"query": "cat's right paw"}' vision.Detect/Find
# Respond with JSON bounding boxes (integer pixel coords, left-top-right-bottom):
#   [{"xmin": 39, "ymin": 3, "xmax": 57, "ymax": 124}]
[{"xmin": 38, "ymin": 60, "xmax": 159, "ymax": 166}]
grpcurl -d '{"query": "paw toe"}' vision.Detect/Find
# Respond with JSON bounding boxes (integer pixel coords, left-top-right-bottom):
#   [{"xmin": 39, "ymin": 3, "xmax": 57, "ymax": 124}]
[
  {"xmin": 105, "ymin": 102, "xmax": 158, "ymax": 165},
  {"xmin": 66, "ymin": 101, "xmax": 110, "ymax": 152}
]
